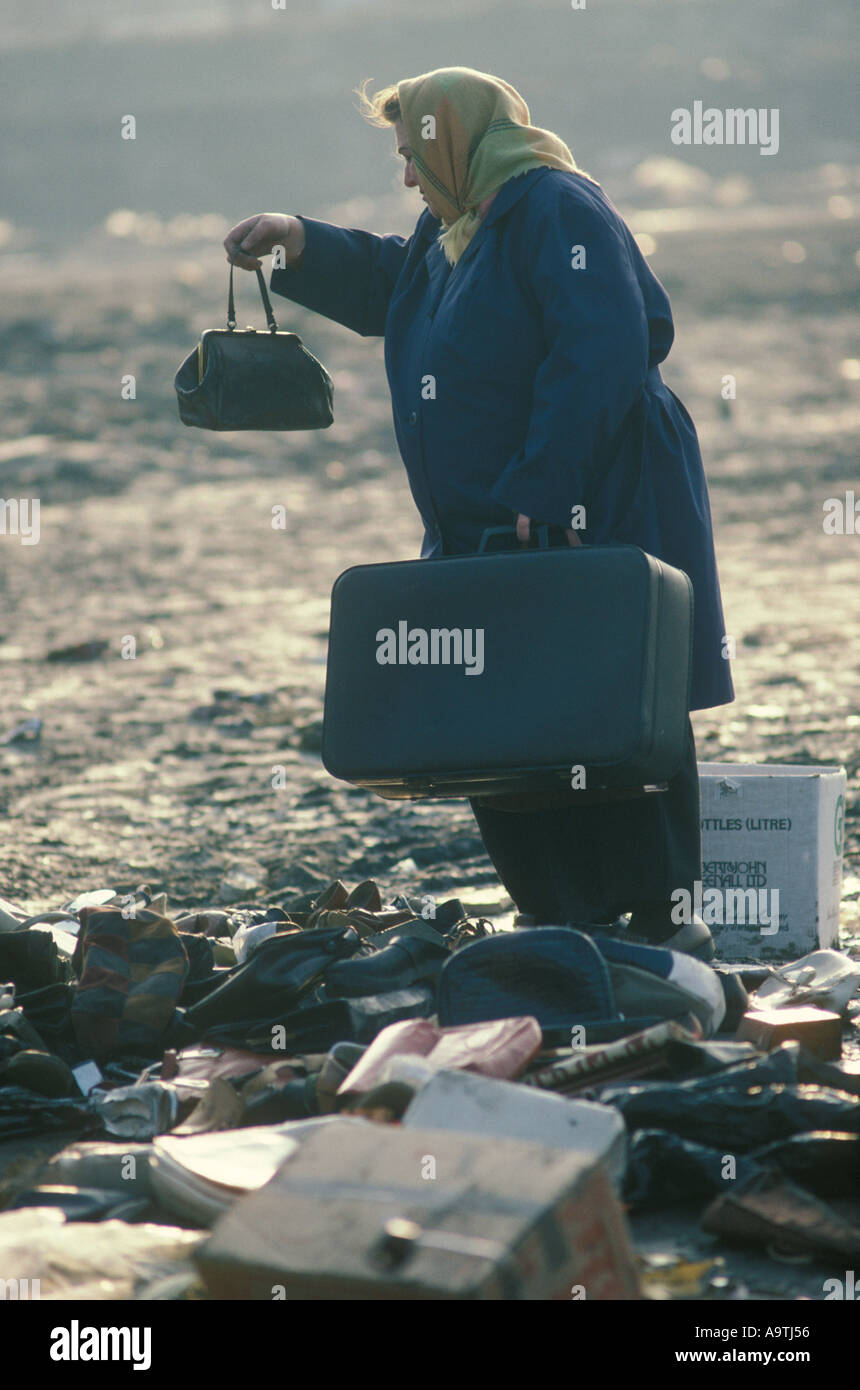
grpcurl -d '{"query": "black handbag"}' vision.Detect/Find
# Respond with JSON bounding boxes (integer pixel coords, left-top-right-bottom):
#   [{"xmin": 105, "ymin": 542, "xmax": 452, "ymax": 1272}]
[{"xmin": 174, "ymin": 257, "xmax": 334, "ymax": 431}]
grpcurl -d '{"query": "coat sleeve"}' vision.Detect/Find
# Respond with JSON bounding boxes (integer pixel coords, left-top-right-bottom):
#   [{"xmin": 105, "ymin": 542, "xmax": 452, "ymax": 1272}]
[
  {"xmin": 269, "ymin": 215, "xmax": 414, "ymax": 337},
  {"xmin": 489, "ymin": 185, "xmax": 649, "ymax": 529}
]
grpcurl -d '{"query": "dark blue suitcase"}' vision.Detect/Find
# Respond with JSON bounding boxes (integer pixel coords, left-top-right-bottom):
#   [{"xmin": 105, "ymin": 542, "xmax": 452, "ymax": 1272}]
[{"xmin": 321, "ymin": 527, "xmax": 693, "ymax": 801}]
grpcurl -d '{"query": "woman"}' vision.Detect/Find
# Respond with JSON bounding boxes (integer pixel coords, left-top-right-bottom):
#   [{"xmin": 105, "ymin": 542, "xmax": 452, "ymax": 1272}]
[{"xmin": 224, "ymin": 66, "xmax": 734, "ymax": 960}]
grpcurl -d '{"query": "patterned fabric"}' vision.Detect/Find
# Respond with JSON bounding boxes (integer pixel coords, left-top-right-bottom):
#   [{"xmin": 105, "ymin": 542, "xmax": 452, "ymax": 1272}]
[
  {"xmin": 71, "ymin": 906, "xmax": 189, "ymax": 1055},
  {"xmin": 396, "ymin": 66, "xmax": 589, "ymax": 265}
]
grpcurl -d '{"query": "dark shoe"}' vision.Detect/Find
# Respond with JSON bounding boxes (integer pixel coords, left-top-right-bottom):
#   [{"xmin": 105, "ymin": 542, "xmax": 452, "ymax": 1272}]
[
  {"xmin": 0, "ymin": 1006, "xmax": 51, "ymax": 1052},
  {"xmin": 240, "ymin": 1071, "xmax": 320, "ymax": 1125},
  {"xmin": 178, "ymin": 932, "xmax": 216, "ymax": 982},
  {"xmin": 0, "ymin": 929, "xmax": 67, "ymax": 992},
  {"xmin": 313, "ymin": 880, "xmax": 350, "ymax": 911},
  {"xmin": 590, "ymin": 911, "xmax": 715, "ymax": 962},
  {"xmin": 715, "ymin": 967, "xmax": 749, "ymax": 1031},
  {"xmin": 364, "ymin": 918, "xmax": 448, "ymax": 950},
  {"xmin": 6, "ymin": 1185, "xmax": 149, "ymax": 1222},
  {"xmin": 442, "ymin": 917, "xmax": 499, "ymax": 949},
  {"xmin": 305, "ymin": 905, "xmax": 415, "ymax": 938},
  {"xmin": 14, "ymin": 982, "xmax": 75, "ymax": 1042},
  {"xmin": 186, "ymin": 926, "xmax": 361, "ymax": 1032},
  {"xmin": 323, "ymin": 936, "xmax": 449, "ymax": 999},
  {"xmin": 0, "ymin": 1048, "xmax": 76, "ymax": 1097},
  {"xmin": 344, "ymin": 880, "xmax": 383, "ymax": 912},
  {"xmin": 625, "ymin": 911, "xmax": 715, "ymax": 962},
  {"xmin": 236, "ymin": 987, "xmax": 436, "ymax": 1053}
]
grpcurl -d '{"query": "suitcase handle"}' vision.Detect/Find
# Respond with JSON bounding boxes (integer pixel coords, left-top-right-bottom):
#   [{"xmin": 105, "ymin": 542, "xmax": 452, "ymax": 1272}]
[{"xmin": 477, "ymin": 524, "xmax": 560, "ymax": 554}]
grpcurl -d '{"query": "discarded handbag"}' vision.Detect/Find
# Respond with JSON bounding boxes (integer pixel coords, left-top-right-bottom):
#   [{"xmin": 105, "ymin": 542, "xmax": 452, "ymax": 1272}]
[
  {"xmin": 437, "ymin": 929, "xmax": 617, "ymax": 1032},
  {"xmin": 174, "ymin": 258, "xmax": 334, "ymax": 431},
  {"xmin": 71, "ymin": 906, "xmax": 189, "ymax": 1056}
]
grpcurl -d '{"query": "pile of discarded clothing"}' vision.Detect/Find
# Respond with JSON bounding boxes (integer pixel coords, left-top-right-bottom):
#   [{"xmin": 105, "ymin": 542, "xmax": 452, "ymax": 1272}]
[{"xmin": 0, "ymin": 882, "xmax": 858, "ymax": 1299}]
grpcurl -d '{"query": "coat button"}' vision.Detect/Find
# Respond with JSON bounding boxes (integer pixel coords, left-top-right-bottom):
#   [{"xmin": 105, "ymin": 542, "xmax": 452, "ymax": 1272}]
[{"xmin": 407, "ymin": 411, "xmax": 418, "ymax": 426}]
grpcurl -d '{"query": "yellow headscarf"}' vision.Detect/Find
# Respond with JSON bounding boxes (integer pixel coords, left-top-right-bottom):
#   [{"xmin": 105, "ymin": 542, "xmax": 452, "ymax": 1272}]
[{"xmin": 396, "ymin": 66, "xmax": 594, "ymax": 265}]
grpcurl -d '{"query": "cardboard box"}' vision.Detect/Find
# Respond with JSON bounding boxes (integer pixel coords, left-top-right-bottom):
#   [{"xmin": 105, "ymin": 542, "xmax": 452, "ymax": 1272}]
[
  {"xmin": 736, "ymin": 1006, "xmax": 843, "ymax": 1060},
  {"xmin": 196, "ymin": 1120, "xmax": 641, "ymax": 1300},
  {"xmin": 697, "ymin": 762, "xmax": 846, "ymax": 961}
]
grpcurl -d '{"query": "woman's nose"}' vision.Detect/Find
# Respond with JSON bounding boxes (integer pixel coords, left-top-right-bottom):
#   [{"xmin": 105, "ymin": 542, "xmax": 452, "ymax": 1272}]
[{"xmin": 403, "ymin": 160, "xmax": 419, "ymax": 189}]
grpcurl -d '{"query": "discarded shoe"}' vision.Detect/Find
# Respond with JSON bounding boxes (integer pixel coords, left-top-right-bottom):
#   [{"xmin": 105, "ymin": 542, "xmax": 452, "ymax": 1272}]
[
  {"xmin": 7, "ymin": 1185, "xmax": 149, "ymax": 1223},
  {"xmin": 701, "ymin": 1167, "xmax": 860, "ymax": 1260},
  {"xmin": 150, "ymin": 1124, "xmax": 304, "ymax": 1226},
  {"xmin": 750, "ymin": 948, "xmax": 860, "ymax": 1016},
  {"xmin": 167, "ymin": 1075, "xmax": 243, "ymax": 1134},
  {"xmin": 0, "ymin": 928, "xmax": 68, "ymax": 992},
  {"xmin": 237, "ymin": 986, "xmax": 437, "ymax": 1053},
  {"xmin": 186, "ymin": 925, "xmax": 361, "ymax": 1033},
  {"xmin": 0, "ymin": 1048, "xmax": 76, "ymax": 1098},
  {"xmin": 344, "ymin": 880, "xmax": 383, "ymax": 912},
  {"xmin": 44, "ymin": 1140, "xmax": 154, "ymax": 1195},
  {"xmin": 323, "ymin": 935, "xmax": 449, "ymax": 1000},
  {"xmin": 93, "ymin": 1081, "xmax": 179, "ymax": 1141},
  {"xmin": 0, "ymin": 1005, "xmax": 51, "ymax": 1053},
  {"xmin": 593, "ymin": 936, "xmax": 726, "ymax": 1039},
  {"xmin": 178, "ymin": 932, "xmax": 216, "ymax": 981},
  {"xmin": 240, "ymin": 1069, "xmax": 321, "ymax": 1125},
  {"xmin": 747, "ymin": 1131, "xmax": 860, "ymax": 1199}
]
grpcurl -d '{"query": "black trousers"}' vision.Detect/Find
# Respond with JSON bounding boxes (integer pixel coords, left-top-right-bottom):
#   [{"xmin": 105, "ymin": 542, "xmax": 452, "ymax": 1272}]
[{"xmin": 469, "ymin": 718, "xmax": 701, "ymax": 927}]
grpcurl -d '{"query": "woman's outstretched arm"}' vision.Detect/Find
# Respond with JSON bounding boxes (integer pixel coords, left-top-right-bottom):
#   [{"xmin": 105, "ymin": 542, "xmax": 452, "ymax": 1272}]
[{"xmin": 224, "ymin": 211, "xmax": 415, "ymax": 338}]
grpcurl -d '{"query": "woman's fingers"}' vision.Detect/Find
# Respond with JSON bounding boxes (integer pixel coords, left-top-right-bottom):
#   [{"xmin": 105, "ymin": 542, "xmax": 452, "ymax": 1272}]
[{"xmin": 223, "ymin": 215, "xmax": 272, "ymax": 270}]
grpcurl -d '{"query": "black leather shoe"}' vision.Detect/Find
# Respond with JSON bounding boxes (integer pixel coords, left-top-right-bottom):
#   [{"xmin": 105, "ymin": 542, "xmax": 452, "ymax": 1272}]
[
  {"xmin": 323, "ymin": 935, "xmax": 449, "ymax": 1000},
  {"xmin": 186, "ymin": 926, "xmax": 361, "ymax": 1030},
  {"xmin": 0, "ymin": 930, "xmax": 68, "ymax": 992}
]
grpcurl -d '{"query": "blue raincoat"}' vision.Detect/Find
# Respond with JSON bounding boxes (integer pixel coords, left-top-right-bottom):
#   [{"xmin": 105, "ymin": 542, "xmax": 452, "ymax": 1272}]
[{"xmin": 271, "ymin": 165, "xmax": 733, "ymax": 711}]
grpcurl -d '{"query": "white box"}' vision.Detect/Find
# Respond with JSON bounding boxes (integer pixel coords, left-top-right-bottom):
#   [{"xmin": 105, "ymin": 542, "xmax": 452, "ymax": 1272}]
[
  {"xmin": 697, "ymin": 762, "xmax": 846, "ymax": 961},
  {"xmin": 402, "ymin": 1068, "xmax": 627, "ymax": 1189}
]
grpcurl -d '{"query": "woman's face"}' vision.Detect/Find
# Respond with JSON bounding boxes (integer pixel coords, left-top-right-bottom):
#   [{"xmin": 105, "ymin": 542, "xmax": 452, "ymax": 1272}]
[{"xmin": 394, "ymin": 117, "xmax": 442, "ymax": 218}]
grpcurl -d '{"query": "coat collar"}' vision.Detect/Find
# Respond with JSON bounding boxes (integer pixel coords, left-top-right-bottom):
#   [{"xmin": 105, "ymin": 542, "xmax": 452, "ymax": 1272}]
[
  {"xmin": 418, "ymin": 166, "xmax": 551, "ymax": 312},
  {"xmin": 417, "ymin": 165, "xmax": 549, "ymax": 251},
  {"xmin": 438, "ymin": 165, "xmax": 551, "ymax": 278},
  {"xmin": 480, "ymin": 164, "xmax": 551, "ymax": 228}
]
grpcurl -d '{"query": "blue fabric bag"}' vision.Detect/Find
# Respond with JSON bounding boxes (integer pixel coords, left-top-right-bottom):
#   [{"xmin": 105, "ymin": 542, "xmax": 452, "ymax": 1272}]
[{"xmin": 437, "ymin": 928, "xmax": 617, "ymax": 1031}]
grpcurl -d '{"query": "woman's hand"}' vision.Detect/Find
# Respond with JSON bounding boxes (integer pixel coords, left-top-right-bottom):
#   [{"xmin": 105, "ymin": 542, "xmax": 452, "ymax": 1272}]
[
  {"xmin": 223, "ymin": 214, "xmax": 306, "ymax": 271},
  {"xmin": 516, "ymin": 514, "xmax": 583, "ymax": 548}
]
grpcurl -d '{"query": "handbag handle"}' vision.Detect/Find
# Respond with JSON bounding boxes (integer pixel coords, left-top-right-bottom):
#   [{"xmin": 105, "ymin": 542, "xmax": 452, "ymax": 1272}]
[{"xmin": 227, "ymin": 253, "xmax": 279, "ymax": 333}]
